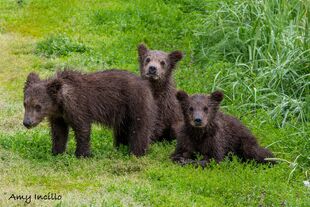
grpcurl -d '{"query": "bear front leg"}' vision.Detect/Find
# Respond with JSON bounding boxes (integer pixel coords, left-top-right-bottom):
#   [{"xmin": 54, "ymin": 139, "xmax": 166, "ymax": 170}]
[
  {"xmin": 171, "ymin": 137, "xmax": 194, "ymax": 164},
  {"xmin": 49, "ymin": 117, "xmax": 69, "ymax": 155},
  {"xmin": 171, "ymin": 149, "xmax": 194, "ymax": 165},
  {"xmin": 195, "ymin": 155, "xmax": 212, "ymax": 168},
  {"xmin": 178, "ymin": 155, "xmax": 210, "ymax": 168},
  {"xmin": 72, "ymin": 124, "xmax": 92, "ymax": 158},
  {"xmin": 212, "ymin": 151, "xmax": 225, "ymax": 163},
  {"xmin": 172, "ymin": 153, "xmax": 209, "ymax": 167}
]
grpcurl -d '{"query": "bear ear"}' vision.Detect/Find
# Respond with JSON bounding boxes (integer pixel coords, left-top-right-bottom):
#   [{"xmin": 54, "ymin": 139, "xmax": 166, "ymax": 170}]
[
  {"xmin": 176, "ymin": 90, "xmax": 189, "ymax": 103},
  {"xmin": 24, "ymin": 72, "xmax": 40, "ymax": 91},
  {"xmin": 210, "ymin": 91, "xmax": 224, "ymax": 103},
  {"xmin": 138, "ymin": 43, "xmax": 148, "ymax": 60},
  {"xmin": 47, "ymin": 79, "xmax": 62, "ymax": 100},
  {"xmin": 168, "ymin": 51, "xmax": 183, "ymax": 69}
]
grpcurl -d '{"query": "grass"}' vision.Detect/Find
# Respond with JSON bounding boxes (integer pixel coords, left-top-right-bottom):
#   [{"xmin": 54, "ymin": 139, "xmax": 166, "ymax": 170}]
[
  {"xmin": 193, "ymin": 0, "xmax": 310, "ymax": 126},
  {"xmin": 0, "ymin": 0, "xmax": 309, "ymax": 206},
  {"xmin": 35, "ymin": 34, "xmax": 88, "ymax": 57}
]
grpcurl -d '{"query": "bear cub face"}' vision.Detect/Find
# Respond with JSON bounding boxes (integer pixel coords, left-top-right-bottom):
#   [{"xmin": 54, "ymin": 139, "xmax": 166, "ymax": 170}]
[
  {"xmin": 23, "ymin": 73, "xmax": 59, "ymax": 128},
  {"xmin": 138, "ymin": 44, "xmax": 183, "ymax": 83},
  {"xmin": 176, "ymin": 91, "xmax": 224, "ymax": 128}
]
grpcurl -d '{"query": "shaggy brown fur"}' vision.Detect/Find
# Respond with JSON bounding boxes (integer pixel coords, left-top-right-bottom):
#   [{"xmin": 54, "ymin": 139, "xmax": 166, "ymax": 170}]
[
  {"xmin": 23, "ymin": 69, "xmax": 157, "ymax": 157},
  {"xmin": 138, "ymin": 43, "xmax": 183, "ymax": 141},
  {"xmin": 171, "ymin": 90, "xmax": 275, "ymax": 166}
]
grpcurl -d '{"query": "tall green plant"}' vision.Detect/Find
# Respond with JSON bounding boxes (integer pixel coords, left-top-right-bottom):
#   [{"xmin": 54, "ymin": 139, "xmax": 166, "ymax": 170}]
[{"xmin": 194, "ymin": 0, "xmax": 310, "ymax": 127}]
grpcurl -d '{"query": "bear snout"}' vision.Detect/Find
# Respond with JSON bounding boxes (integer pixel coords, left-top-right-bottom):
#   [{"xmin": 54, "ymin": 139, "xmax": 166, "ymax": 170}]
[
  {"xmin": 23, "ymin": 118, "xmax": 33, "ymax": 128},
  {"xmin": 148, "ymin": 66, "xmax": 157, "ymax": 75},
  {"xmin": 194, "ymin": 118, "xmax": 202, "ymax": 126}
]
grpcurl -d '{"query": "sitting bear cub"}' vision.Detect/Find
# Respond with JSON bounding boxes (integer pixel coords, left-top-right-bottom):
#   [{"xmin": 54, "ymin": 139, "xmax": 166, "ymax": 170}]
[
  {"xmin": 23, "ymin": 70, "xmax": 156, "ymax": 157},
  {"xmin": 137, "ymin": 43, "xmax": 183, "ymax": 141},
  {"xmin": 171, "ymin": 90, "xmax": 275, "ymax": 166}
]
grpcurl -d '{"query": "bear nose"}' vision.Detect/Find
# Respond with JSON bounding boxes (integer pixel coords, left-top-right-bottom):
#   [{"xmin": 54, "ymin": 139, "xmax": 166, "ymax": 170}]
[
  {"xmin": 148, "ymin": 66, "xmax": 157, "ymax": 74},
  {"xmin": 23, "ymin": 119, "xmax": 32, "ymax": 128},
  {"xmin": 194, "ymin": 118, "xmax": 202, "ymax": 125}
]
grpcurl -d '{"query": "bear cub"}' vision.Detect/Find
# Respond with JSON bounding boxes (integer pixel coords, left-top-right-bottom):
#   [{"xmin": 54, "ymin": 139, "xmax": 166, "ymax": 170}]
[
  {"xmin": 171, "ymin": 90, "xmax": 275, "ymax": 166},
  {"xmin": 138, "ymin": 43, "xmax": 183, "ymax": 141},
  {"xmin": 23, "ymin": 70, "xmax": 156, "ymax": 157}
]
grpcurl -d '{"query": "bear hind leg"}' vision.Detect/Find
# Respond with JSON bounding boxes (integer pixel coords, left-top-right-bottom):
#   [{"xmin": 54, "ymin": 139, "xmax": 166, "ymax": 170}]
[
  {"xmin": 241, "ymin": 137, "xmax": 275, "ymax": 164},
  {"xmin": 126, "ymin": 111, "xmax": 152, "ymax": 157},
  {"xmin": 113, "ymin": 124, "xmax": 129, "ymax": 148}
]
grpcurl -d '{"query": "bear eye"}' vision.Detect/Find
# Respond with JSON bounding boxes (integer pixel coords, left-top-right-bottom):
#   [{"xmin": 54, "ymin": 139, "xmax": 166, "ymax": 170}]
[
  {"xmin": 145, "ymin": 57, "xmax": 151, "ymax": 63},
  {"xmin": 35, "ymin": 104, "xmax": 42, "ymax": 112},
  {"xmin": 160, "ymin": 61, "xmax": 166, "ymax": 66},
  {"xmin": 204, "ymin": 107, "xmax": 208, "ymax": 112},
  {"xmin": 189, "ymin": 107, "xmax": 194, "ymax": 112}
]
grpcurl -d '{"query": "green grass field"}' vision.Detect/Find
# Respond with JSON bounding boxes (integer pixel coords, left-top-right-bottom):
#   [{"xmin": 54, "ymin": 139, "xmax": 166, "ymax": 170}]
[{"xmin": 0, "ymin": 0, "xmax": 309, "ymax": 206}]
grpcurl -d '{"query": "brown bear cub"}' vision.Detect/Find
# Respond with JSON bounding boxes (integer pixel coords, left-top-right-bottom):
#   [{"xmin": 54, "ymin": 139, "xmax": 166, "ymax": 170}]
[
  {"xmin": 171, "ymin": 90, "xmax": 275, "ymax": 166},
  {"xmin": 138, "ymin": 43, "xmax": 183, "ymax": 141},
  {"xmin": 23, "ymin": 69, "xmax": 157, "ymax": 157}
]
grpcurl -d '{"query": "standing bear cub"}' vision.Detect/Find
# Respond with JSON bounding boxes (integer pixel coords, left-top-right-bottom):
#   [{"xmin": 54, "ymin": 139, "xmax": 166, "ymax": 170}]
[
  {"xmin": 138, "ymin": 43, "xmax": 183, "ymax": 141},
  {"xmin": 23, "ymin": 70, "xmax": 156, "ymax": 157},
  {"xmin": 171, "ymin": 90, "xmax": 275, "ymax": 166}
]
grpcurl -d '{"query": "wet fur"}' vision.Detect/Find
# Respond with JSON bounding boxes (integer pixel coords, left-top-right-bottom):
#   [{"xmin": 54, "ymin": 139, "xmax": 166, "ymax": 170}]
[
  {"xmin": 138, "ymin": 43, "xmax": 183, "ymax": 141},
  {"xmin": 23, "ymin": 69, "xmax": 157, "ymax": 157},
  {"xmin": 171, "ymin": 90, "xmax": 275, "ymax": 166}
]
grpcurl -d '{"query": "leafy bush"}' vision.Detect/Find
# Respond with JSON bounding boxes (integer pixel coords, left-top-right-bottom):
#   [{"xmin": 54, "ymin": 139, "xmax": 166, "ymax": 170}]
[{"xmin": 35, "ymin": 34, "xmax": 88, "ymax": 57}]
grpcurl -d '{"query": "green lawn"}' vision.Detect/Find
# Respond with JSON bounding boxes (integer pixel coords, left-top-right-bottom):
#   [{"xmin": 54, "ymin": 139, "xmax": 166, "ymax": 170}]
[{"xmin": 0, "ymin": 0, "xmax": 309, "ymax": 206}]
